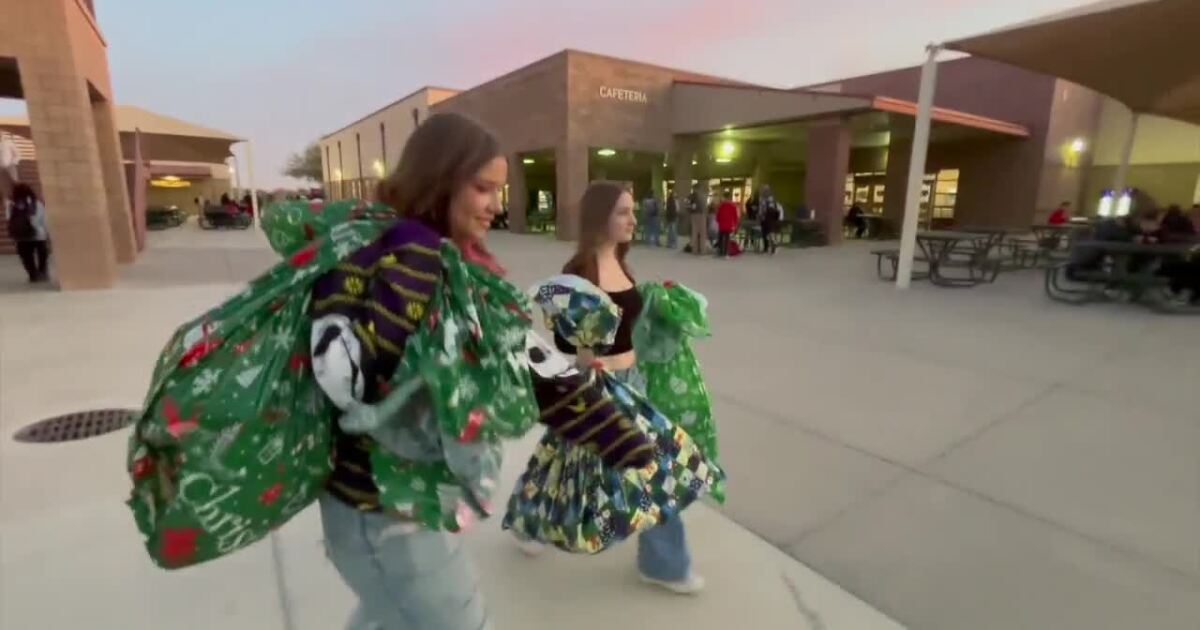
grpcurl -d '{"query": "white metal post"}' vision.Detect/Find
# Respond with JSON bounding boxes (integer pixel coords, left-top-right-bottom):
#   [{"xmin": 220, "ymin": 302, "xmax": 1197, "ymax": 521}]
[
  {"xmin": 1112, "ymin": 112, "xmax": 1140, "ymax": 201},
  {"xmin": 896, "ymin": 45, "xmax": 940, "ymax": 289},
  {"xmin": 245, "ymin": 141, "xmax": 260, "ymax": 229}
]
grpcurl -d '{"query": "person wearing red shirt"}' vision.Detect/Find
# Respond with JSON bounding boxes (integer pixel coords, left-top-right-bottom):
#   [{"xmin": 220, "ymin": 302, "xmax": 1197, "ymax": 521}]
[
  {"xmin": 1047, "ymin": 201, "xmax": 1072, "ymax": 225},
  {"xmin": 715, "ymin": 191, "xmax": 739, "ymax": 258}
]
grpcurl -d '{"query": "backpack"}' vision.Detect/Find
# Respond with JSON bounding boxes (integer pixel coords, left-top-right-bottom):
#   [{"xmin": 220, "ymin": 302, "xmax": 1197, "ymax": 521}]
[{"xmin": 7, "ymin": 198, "xmax": 36, "ymax": 241}]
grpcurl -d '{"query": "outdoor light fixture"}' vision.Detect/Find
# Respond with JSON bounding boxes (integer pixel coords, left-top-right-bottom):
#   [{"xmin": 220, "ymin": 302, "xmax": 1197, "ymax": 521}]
[
  {"xmin": 373, "ymin": 160, "xmax": 385, "ymax": 176},
  {"xmin": 150, "ymin": 178, "xmax": 191, "ymax": 189},
  {"xmin": 719, "ymin": 141, "xmax": 736, "ymax": 158},
  {"xmin": 691, "ymin": 159, "xmax": 698, "ymax": 165},
  {"xmin": 597, "ymin": 148, "xmax": 617, "ymax": 157},
  {"xmin": 715, "ymin": 157, "xmax": 732, "ymax": 163},
  {"xmin": 523, "ymin": 157, "xmax": 535, "ymax": 164},
  {"xmin": 1070, "ymin": 138, "xmax": 1087, "ymax": 153}
]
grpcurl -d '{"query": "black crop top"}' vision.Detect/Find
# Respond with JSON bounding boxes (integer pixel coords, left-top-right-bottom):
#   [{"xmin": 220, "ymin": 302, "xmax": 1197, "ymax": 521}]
[{"xmin": 554, "ymin": 286, "xmax": 643, "ymax": 356}]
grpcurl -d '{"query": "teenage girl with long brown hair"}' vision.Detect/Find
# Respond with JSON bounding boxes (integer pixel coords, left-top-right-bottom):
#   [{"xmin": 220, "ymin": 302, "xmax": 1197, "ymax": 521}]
[{"xmin": 541, "ymin": 181, "xmax": 705, "ymax": 594}]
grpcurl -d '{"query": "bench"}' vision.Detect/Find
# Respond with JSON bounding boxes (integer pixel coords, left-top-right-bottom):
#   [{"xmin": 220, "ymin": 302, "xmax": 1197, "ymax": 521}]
[
  {"xmin": 1045, "ymin": 261, "xmax": 1178, "ymax": 309},
  {"xmin": 872, "ymin": 249, "xmax": 929, "ymax": 281}
]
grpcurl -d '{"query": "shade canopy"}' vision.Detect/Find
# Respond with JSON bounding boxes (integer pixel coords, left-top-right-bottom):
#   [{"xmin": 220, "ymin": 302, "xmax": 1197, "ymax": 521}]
[
  {"xmin": 946, "ymin": 0, "xmax": 1200, "ymax": 125},
  {"xmin": 0, "ymin": 104, "xmax": 241, "ymax": 163}
]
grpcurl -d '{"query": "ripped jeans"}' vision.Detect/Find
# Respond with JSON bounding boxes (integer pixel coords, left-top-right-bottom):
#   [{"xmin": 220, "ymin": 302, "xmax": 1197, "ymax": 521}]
[{"xmin": 320, "ymin": 493, "xmax": 491, "ymax": 630}]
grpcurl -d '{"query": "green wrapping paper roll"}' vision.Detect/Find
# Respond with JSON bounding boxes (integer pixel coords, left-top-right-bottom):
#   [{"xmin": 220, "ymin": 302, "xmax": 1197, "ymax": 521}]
[
  {"xmin": 368, "ymin": 243, "xmax": 542, "ymax": 530},
  {"xmin": 260, "ymin": 199, "xmax": 396, "ymax": 256},
  {"xmin": 634, "ymin": 281, "xmax": 724, "ymax": 503}
]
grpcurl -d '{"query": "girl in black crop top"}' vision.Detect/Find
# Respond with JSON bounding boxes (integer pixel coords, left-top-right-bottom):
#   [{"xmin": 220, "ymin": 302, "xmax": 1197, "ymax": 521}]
[{"xmin": 534, "ymin": 180, "xmax": 706, "ymax": 594}]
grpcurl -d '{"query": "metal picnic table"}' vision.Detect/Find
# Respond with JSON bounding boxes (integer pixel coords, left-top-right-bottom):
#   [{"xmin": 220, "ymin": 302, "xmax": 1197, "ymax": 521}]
[
  {"xmin": 917, "ymin": 230, "xmax": 1003, "ymax": 287},
  {"xmin": 1045, "ymin": 240, "xmax": 1200, "ymax": 312}
]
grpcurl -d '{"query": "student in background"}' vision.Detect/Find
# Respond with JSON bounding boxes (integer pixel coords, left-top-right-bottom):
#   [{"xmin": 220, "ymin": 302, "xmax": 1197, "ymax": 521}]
[
  {"xmin": 664, "ymin": 191, "xmax": 679, "ymax": 249},
  {"xmin": 758, "ymin": 185, "xmax": 782, "ymax": 255},
  {"xmin": 715, "ymin": 190, "xmax": 739, "ymax": 258},
  {"xmin": 688, "ymin": 186, "xmax": 708, "ymax": 255},
  {"xmin": 641, "ymin": 189, "xmax": 661, "ymax": 246},
  {"xmin": 1047, "ymin": 201, "xmax": 1072, "ymax": 225},
  {"xmin": 5, "ymin": 183, "xmax": 50, "ymax": 283}
]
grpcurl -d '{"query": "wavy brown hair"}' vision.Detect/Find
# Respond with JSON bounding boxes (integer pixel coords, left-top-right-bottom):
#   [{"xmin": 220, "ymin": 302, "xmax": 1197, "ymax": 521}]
[
  {"xmin": 376, "ymin": 112, "xmax": 501, "ymax": 238},
  {"xmin": 563, "ymin": 181, "xmax": 634, "ymax": 285}
]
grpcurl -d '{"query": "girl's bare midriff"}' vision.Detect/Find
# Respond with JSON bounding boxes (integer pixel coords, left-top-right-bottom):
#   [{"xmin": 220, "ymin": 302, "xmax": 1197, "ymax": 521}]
[{"xmin": 577, "ymin": 348, "xmax": 637, "ymax": 372}]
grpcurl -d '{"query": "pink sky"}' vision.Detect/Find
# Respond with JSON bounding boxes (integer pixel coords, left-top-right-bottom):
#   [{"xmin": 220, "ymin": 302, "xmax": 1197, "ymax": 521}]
[{"xmin": 3, "ymin": 0, "xmax": 1094, "ymax": 188}]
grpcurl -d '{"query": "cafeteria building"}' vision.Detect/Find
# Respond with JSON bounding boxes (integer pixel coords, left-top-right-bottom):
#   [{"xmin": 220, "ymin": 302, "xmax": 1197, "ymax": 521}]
[{"xmin": 320, "ymin": 49, "xmax": 1200, "ymax": 244}]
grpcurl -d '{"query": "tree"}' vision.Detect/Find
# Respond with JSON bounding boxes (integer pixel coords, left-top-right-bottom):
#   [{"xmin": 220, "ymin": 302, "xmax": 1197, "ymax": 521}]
[{"xmin": 283, "ymin": 142, "xmax": 323, "ymax": 182}]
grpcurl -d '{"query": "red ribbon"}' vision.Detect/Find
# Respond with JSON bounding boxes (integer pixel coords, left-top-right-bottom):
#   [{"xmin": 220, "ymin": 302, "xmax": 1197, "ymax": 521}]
[{"xmin": 458, "ymin": 408, "xmax": 485, "ymax": 443}]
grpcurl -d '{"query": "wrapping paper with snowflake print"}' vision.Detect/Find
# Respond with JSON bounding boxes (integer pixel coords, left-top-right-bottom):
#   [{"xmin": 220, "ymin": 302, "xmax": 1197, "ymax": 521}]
[
  {"xmin": 367, "ymin": 242, "xmax": 542, "ymax": 531},
  {"xmin": 260, "ymin": 199, "xmax": 397, "ymax": 256},
  {"xmin": 126, "ymin": 218, "xmax": 389, "ymax": 569},
  {"xmin": 634, "ymin": 281, "xmax": 724, "ymax": 503}
]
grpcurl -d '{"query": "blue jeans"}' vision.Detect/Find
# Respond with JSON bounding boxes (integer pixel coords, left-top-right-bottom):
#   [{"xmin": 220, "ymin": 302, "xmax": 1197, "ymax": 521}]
[
  {"xmin": 665, "ymin": 220, "xmax": 678, "ymax": 249},
  {"xmin": 644, "ymin": 216, "xmax": 661, "ymax": 246},
  {"xmin": 320, "ymin": 493, "xmax": 491, "ymax": 630},
  {"xmin": 609, "ymin": 367, "xmax": 693, "ymax": 582}
]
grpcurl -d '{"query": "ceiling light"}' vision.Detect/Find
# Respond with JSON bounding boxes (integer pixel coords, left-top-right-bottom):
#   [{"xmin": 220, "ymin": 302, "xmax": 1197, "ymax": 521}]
[
  {"xmin": 597, "ymin": 148, "xmax": 616, "ymax": 157},
  {"xmin": 523, "ymin": 158, "xmax": 535, "ymax": 165}
]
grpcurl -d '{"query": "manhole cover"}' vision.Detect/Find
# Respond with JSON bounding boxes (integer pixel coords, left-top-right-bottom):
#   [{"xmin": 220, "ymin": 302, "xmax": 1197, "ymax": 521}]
[{"xmin": 13, "ymin": 409, "xmax": 138, "ymax": 444}]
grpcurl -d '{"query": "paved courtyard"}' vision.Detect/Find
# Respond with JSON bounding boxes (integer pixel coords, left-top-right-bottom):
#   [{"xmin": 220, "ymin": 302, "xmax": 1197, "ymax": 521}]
[{"xmin": 2, "ymin": 222, "xmax": 1198, "ymax": 629}]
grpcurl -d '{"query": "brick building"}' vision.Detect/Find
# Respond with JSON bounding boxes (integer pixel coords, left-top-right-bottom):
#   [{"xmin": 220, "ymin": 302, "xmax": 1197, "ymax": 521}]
[
  {"xmin": 321, "ymin": 50, "xmax": 1200, "ymax": 243},
  {"xmin": 0, "ymin": 0, "xmax": 134, "ymax": 289}
]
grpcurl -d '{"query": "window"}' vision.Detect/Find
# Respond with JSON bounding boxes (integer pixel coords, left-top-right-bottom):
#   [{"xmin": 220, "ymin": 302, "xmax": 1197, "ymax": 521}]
[{"xmin": 932, "ymin": 169, "xmax": 959, "ymax": 220}]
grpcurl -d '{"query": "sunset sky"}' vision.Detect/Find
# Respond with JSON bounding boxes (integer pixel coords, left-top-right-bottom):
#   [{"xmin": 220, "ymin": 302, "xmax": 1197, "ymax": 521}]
[{"xmin": 4, "ymin": 0, "xmax": 1093, "ymax": 188}]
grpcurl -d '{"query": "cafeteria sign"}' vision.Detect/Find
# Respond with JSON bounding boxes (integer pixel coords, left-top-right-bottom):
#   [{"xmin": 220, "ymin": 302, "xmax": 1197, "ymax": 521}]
[{"xmin": 600, "ymin": 86, "xmax": 649, "ymax": 103}]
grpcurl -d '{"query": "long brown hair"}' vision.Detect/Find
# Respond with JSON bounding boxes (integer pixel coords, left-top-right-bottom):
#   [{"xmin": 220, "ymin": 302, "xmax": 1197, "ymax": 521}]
[
  {"xmin": 563, "ymin": 181, "xmax": 634, "ymax": 285},
  {"xmin": 376, "ymin": 112, "xmax": 501, "ymax": 237}
]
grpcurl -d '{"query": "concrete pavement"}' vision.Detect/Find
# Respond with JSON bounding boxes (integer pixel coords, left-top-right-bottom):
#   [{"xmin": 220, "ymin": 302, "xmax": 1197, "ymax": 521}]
[
  {"xmin": 3, "ymin": 221, "xmax": 1198, "ymax": 629},
  {"xmin": 0, "ymin": 223, "xmax": 902, "ymax": 630}
]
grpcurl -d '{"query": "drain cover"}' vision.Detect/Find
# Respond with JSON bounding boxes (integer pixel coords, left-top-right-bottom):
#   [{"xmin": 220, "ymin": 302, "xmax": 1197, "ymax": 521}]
[{"xmin": 14, "ymin": 409, "xmax": 138, "ymax": 444}]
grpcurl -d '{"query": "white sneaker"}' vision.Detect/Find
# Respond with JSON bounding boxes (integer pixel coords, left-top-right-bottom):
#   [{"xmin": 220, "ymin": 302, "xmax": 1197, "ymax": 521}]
[
  {"xmin": 515, "ymin": 538, "xmax": 546, "ymax": 557},
  {"xmin": 639, "ymin": 571, "xmax": 706, "ymax": 595}
]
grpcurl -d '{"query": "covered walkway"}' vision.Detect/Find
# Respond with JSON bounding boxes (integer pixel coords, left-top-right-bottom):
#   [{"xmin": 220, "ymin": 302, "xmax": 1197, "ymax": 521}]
[{"xmin": 667, "ymin": 81, "xmax": 1030, "ymax": 243}]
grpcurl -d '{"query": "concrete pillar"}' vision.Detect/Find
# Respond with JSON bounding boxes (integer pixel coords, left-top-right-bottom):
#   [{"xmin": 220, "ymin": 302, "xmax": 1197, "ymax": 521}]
[
  {"xmin": 91, "ymin": 97, "xmax": 136, "ymax": 262},
  {"xmin": 671, "ymin": 137, "xmax": 695, "ymax": 236},
  {"xmin": 883, "ymin": 131, "xmax": 913, "ymax": 231},
  {"xmin": 555, "ymin": 143, "xmax": 588, "ymax": 241},
  {"xmin": 19, "ymin": 54, "xmax": 118, "ymax": 289},
  {"xmin": 130, "ymin": 129, "xmax": 148, "ymax": 251},
  {"xmin": 508, "ymin": 153, "xmax": 528, "ymax": 233},
  {"xmin": 753, "ymin": 148, "xmax": 773, "ymax": 193},
  {"xmin": 651, "ymin": 160, "xmax": 665, "ymax": 199},
  {"xmin": 805, "ymin": 118, "xmax": 852, "ymax": 245}
]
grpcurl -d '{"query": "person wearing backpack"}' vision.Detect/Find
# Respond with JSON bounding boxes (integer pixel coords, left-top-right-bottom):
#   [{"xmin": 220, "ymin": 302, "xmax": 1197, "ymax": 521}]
[
  {"xmin": 5, "ymin": 183, "xmax": 49, "ymax": 283},
  {"xmin": 758, "ymin": 185, "xmax": 783, "ymax": 255}
]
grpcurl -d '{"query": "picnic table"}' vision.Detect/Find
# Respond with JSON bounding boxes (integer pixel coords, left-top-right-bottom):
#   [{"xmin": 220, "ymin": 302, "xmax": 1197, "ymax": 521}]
[
  {"xmin": 1045, "ymin": 240, "xmax": 1200, "ymax": 313},
  {"xmin": 1027, "ymin": 223, "xmax": 1091, "ymax": 263},
  {"xmin": 916, "ymin": 230, "xmax": 1003, "ymax": 287},
  {"xmin": 871, "ymin": 230, "xmax": 995, "ymax": 285}
]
